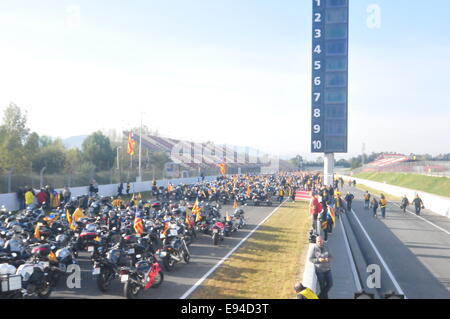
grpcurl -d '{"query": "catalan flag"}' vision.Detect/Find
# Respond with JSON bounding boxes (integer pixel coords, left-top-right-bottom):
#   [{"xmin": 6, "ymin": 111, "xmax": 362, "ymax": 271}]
[
  {"xmin": 218, "ymin": 163, "xmax": 226, "ymax": 175},
  {"xmin": 233, "ymin": 199, "xmax": 237, "ymax": 209},
  {"xmin": 34, "ymin": 223, "xmax": 41, "ymax": 239},
  {"xmin": 127, "ymin": 130, "xmax": 136, "ymax": 156},
  {"xmin": 66, "ymin": 209, "xmax": 72, "ymax": 224},
  {"xmin": 329, "ymin": 206, "xmax": 336, "ymax": 228},
  {"xmin": 246, "ymin": 186, "xmax": 251, "ymax": 197},
  {"xmin": 185, "ymin": 207, "xmax": 190, "ymax": 225},
  {"xmin": 134, "ymin": 212, "xmax": 144, "ymax": 235},
  {"xmin": 162, "ymin": 221, "xmax": 170, "ymax": 236}
]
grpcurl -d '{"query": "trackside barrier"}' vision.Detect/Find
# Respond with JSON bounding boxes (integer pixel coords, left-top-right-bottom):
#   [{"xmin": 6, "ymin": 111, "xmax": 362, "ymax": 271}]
[
  {"xmin": 0, "ymin": 176, "xmax": 219, "ymax": 211},
  {"xmin": 338, "ymin": 175, "xmax": 450, "ymax": 219},
  {"xmin": 302, "ymin": 244, "xmax": 320, "ymax": 296}
]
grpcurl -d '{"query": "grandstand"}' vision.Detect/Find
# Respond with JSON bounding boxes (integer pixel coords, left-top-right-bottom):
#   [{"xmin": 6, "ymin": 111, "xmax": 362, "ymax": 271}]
[
  {"xmin": 124, "ymin": 131, "xmax": 265, "ymax": 172},
  {"xmin": 367, "ymin": 154, "xmax": 409, "ymax": 168}
]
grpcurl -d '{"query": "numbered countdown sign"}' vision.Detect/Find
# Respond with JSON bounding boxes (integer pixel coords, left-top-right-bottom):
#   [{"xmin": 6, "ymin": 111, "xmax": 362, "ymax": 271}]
[{"xmin": 311, "ymin": 0, "xmax": 349, "ymax": 153}]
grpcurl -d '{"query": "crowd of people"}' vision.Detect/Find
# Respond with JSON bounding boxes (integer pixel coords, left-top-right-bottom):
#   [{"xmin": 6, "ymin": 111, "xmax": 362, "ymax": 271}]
[{"xmin": 295, "ymin": 175, "xmax": 426, "ymax": 300}]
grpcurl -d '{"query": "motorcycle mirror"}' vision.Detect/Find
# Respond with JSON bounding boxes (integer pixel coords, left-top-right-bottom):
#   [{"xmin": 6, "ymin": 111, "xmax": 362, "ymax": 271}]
[{"xmin": 11, "ymin": 252, "xmax": 17, "ymax": 257}]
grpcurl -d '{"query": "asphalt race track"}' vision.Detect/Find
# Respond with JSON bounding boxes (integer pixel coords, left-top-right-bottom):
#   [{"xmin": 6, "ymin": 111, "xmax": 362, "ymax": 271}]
[
  {"xmin": 51, "ymin": 204, "xmax": 280, "ymax": 299},
  {"xmin": 340, "ymin": 185, "xmax": 450, "ymax": 299}
]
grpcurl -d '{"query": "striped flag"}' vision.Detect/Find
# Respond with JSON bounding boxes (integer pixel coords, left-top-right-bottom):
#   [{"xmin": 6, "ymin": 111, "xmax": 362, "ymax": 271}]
[
  {"xmin": 127, "ymin": 130, "xmax": 136, "ymax": 156},
  {"xmin": 329, "ymin": 206, "xmax": 336, "ymax": 228},
  {"xmin": 34, "ymin": 223, "xmax": 41, "ymax": 239},
  {"xmin": 218, "ymin": 163, "xmax": 226, "ymax": 175},
  {"xmin": 295, "ymin": 190, "xmax": 313, "ymax": 201},
  {"xmin": 134, "ymin": 212, "xmax": 144, "ymax": 235}
]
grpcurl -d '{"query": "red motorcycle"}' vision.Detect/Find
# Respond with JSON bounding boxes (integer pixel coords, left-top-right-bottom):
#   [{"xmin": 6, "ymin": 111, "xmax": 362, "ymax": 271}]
[
  {"xmin": 119, "ymin": 254, "xmax": 164, "ymax": 299},
  {"xmin": 210, "ymin": 220, "xmax": 225, "ymax": 246}
]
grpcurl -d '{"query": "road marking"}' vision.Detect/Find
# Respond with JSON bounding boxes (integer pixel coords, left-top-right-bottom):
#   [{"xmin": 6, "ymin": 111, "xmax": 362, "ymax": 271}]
[
  {"xmin": 180, "ymin": 201, "xmax": 287, "ymax": 299},
  {"xmin": 351, "ymin": 184, "xmax": 450, "ymax": 236},
  {"xmin": 339, "ymin": 217, "xmax": 363, "ymax": 292},
  {"xmin": 391, "ymin": 203, "xmax": 450, "ymax": 236},
  {"xmin": 350, "ymin": 209, "xmax": 407, "ymax": 298}
]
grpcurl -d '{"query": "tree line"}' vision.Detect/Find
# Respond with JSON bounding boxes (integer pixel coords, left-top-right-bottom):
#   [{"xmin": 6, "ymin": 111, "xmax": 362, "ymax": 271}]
[{"xmin": 0, "ymin": 103, "xmax": 170, "ymax": 178}]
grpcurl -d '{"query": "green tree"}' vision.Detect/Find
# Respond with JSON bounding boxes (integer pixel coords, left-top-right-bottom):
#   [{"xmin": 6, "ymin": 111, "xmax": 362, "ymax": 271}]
[
  {"xmin": 39, "ymin": 135, "xmax": 53, "ymax": 148},
  {"xmin": 32, "ymin": 144, "xmax": 67, "ymax": 174},
  {"xmin": 0, "ymin": 103, "xmax": 30, "ymax": 172},
  {"xmin": 2, "ymin": 102, "xmax": 29, "ymax": 144},
  {"xmin": 82, "ymin": 131, "xmax": 115, "ymax": 170}
]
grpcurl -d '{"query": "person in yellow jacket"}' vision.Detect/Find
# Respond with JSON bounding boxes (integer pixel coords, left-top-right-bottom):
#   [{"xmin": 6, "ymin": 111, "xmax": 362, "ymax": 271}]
[
  {"xmin": 379, "ymin": 194, "xmax": 388, "ymax": 219},
  {"xmin": 25, "ymin": 188, "xmax": 35, "ymax": 207},
  {"xmin": 294, "ymin": 283, "xmax": 319, "ymax": 299},
  {"xmin": 278, "ymin": 188, "xmax": 285, "ymax": 203}
]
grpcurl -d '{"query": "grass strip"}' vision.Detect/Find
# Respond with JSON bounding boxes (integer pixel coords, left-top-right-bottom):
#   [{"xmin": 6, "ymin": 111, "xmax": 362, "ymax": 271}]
[
  {"xmin": 191, "ymin": 201, "xmax": 311, "ymax": 299},
  {"xmin": 355, "ymin": 172, "xmax": 450, "ymax": 198}
]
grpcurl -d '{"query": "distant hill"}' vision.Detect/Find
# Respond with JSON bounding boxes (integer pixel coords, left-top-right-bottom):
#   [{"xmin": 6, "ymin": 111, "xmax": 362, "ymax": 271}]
[{"xmin": 63, "ymin": 135, "xmax": 88, "ymax": 149}]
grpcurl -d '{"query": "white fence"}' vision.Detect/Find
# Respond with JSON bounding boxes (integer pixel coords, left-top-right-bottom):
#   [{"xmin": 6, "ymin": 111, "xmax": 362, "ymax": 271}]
[
  {"xmin": 0, "ymin": 176, "xmax": 218, "ymax": 211},
  {"xmin": 338, "ymin": 175, "xmax": 450, "ymax": 218}
]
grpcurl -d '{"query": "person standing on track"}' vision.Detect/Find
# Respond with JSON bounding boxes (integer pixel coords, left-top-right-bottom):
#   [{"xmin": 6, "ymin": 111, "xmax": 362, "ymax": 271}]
[
  {"xmin": 412, "ymin": 194, "xmax": 425, "ymax": 215},
  {"xmin": 364, "ymin": 191, "xmax": 371, "ymax": 209},
  {"xmin": 400, "ymin": 195, "xmax": 409, "ymax": 214},
  {"xmin": 370, "ymin": 197, "xmax": 379, "ymax": 218},
  {"xmin": 309, "ymin": 193, "xmax": 322, "ymax": 234},
  {"xmin": 379, "ymin": 194, "xmax": 388, "ymax": 219},
  {"xmin": 309, "ymin": 236, "xmax": 333, "ymax": 299},
  {"xmin": 345, "ymin": 192, "xmax": 354, "ymax": 211}
]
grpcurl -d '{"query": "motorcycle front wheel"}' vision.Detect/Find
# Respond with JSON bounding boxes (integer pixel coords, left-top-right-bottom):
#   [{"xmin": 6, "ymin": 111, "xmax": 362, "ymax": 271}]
[
  {"xmin": 37, "ymin": 281, "xmax": 52, "ymax": 299},
  {"xmin": 97, "ymin": 268, "xmax": 113, "ymax": 292},
  {"xmin": 124, "ymin": 279, "xmax": 142, "ymax": 299},
  {"xmin": 212, "ymin": 233, "xmax": 219, "ymax": 246},
  {"xmin": 162, "ymin": 256, "xmax": 175, "ymax": 271},
  {"xmin": 151, "ymin": 271, "xmax": 164, "ymax": 288}
]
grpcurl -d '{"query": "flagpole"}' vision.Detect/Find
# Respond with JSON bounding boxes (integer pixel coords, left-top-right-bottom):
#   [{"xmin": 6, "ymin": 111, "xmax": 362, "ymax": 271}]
[{"xmin": 138, "ymin": 112, "xmax": 142, "ymax": 182}]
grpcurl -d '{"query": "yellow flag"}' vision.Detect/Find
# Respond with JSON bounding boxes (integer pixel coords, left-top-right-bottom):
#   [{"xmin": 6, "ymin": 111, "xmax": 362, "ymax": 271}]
[
  {"xmin": 34, "ymin": 223, "xmax": 41, "ymax": 239},
  {"xmin": 233, "ymin": 200, "xmax": 237, "ymax": 209},
  {"xmin": 72, "ymin": 208, "xmax": 85, "ymax": 223}
]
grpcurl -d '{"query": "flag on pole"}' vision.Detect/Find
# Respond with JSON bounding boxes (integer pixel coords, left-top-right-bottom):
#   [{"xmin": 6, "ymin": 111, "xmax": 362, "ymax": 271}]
[
  {"xmin": 66, "ymin": 209, "xmax": 73, "ymax": 225},
  {"xmin": 246, "ymin": 186, "xmax": 251, "ymax": 197},
  {"xmin": 185, "ymin": 207, "xmax": 190, "ymax": 225},
  {"xmin": 167, "ymin": 183, "xmax": 173, "ymax": 192},
  {"xmin": 127, "ymin": 130, "xmax": 136, "ymax": 156},
  {"xmin": 192, "ymin": 198, "xmax": 202, "ymax": 222},
  {"xmin": 134, "ymin": 212, "xmax": 144, "ymax": 235},
  {"xmin": 34, "ymin": 223, "xmax": 41, "ymax": 239},
  {"xmin": 218, "ymin": 163, "xmax": 226, "ymax": 175},
  {"xmin": 233, "ymin": 200, "xmax": 237, "ymax": 209},
  {"xmin": 329, "ymin": 206, "xmax": 336, "ymax": 228}
]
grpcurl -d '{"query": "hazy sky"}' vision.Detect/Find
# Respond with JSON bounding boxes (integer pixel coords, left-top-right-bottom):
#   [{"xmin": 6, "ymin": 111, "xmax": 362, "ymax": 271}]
[{"xmin": 0, "ymin": 0, "xmax": 449, "ymax": 160}]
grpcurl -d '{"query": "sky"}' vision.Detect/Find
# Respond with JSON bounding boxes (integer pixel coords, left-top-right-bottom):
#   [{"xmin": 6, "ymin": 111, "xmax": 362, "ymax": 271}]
[{"xmin": 0, "ymin": 0, "xmax": 449, "ymax": 160}]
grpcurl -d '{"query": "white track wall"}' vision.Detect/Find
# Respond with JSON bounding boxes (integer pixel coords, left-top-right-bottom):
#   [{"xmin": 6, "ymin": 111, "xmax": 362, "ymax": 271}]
[
  {"xmin": 339, "ymin": 175, "xmax": 450, "ymax": 218},
  {"xmin": 1, "ymin": 176, "xmax": 218, "ymax": 211}
]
